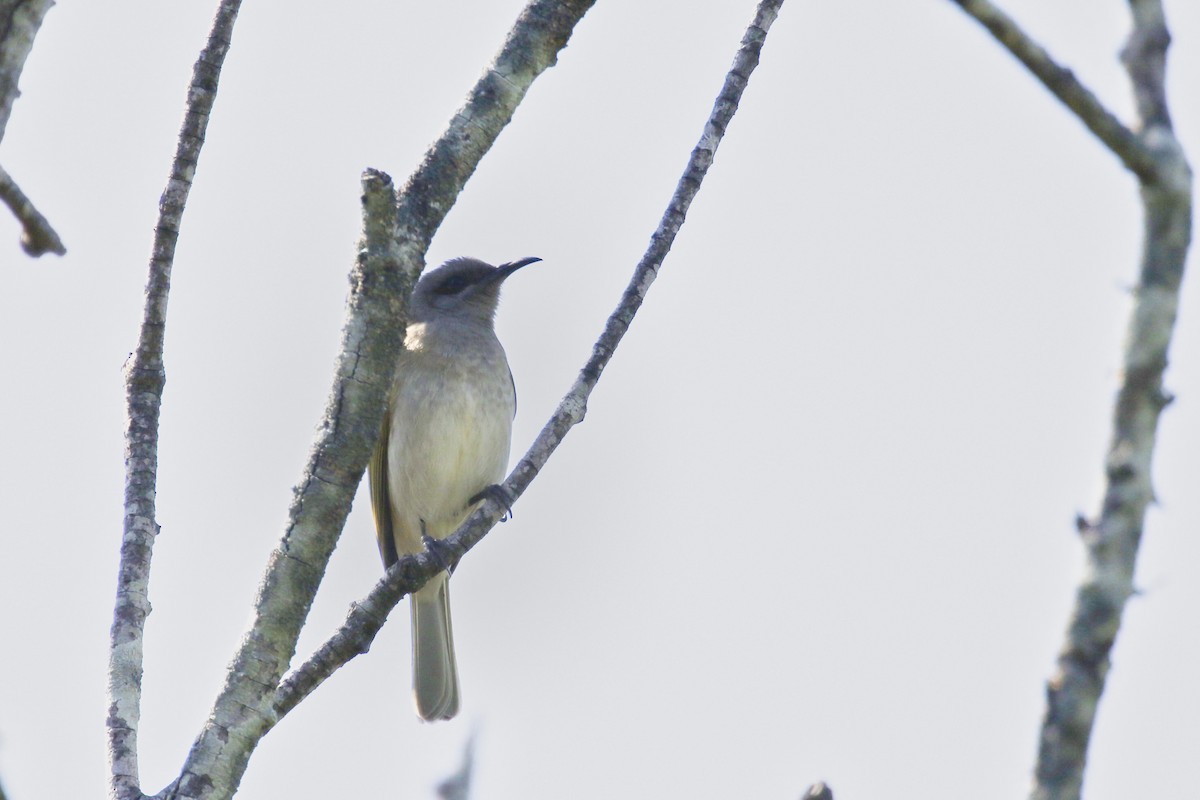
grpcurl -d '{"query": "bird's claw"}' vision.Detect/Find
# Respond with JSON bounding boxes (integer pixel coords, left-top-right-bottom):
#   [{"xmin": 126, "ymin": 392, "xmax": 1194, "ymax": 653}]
[{"xmin": 469, "ymin": 484, "xmax": 514, "ymax": 522}]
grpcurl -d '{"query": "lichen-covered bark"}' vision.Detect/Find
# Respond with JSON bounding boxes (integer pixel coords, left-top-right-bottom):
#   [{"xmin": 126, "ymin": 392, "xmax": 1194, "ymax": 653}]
[
  {"xmin": 950, "ymin": 3, "xmax": 1192, "ymax": 799},
  {"xmin": 1030, "ymin": 3, "xmax": 1191, "ymax": 797}
]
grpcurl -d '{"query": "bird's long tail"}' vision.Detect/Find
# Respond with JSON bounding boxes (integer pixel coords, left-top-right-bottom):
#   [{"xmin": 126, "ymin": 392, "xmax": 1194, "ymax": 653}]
[{"xmin": 411, "ymin": 571, "xmax": 460, "ymax": 721}]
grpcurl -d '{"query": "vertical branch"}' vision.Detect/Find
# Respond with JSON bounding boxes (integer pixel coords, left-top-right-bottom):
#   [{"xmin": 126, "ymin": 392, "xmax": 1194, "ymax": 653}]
[
  {"xmin": 109, "ymin": 3, "xmax": 242, "ymax": 799},
  {"xmin": 1121, "ymin": 0, "xmax": 1173, "ymax": 129},
  {"xmin": 949, "ymin": 3, "xmax": 1190, "ymax": 797},
  {"xmin": 1028, "ymin": 4, "xmax": 1192, "ymax": 800}
]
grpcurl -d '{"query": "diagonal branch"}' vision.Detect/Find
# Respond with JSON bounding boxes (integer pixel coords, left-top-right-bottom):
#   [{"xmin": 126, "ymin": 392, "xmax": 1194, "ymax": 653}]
[
  {"xmin": 274, "ymin": 0, "xmax": 787, "ymax": 715},
  {"xmin": 1029, "ymin": 2, "xmax": 1192, "ymax": 799},
  {"xmin": 949, "ymin": 0, "xmax": 1162, "ymax": 184},
  {"xmin": 164, "ymin": 4, "xmax": 597, "ymax": 799},
  {"xmin": 265, "ymin": 166, "xmax": 415, "ymax": 720},
  {"xmin": 0, "ymin": 162, "xmax": 63, "ymax": 255},
  {"xmin": 393, "ymin": 0, "xmax": 596, "ymax": 256},
  {"xmin": 108, "ymin": 2, "xmax": 243, "ymax": 799}
]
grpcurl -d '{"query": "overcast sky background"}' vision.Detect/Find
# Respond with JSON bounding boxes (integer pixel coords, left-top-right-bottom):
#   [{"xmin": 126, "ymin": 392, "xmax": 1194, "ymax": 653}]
[{"xmin": 1, "ymin": 1, "xmax": 1198, "ymax": 799}]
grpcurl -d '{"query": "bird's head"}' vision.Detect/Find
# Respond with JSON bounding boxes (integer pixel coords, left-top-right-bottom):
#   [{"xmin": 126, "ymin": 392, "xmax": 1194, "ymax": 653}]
[{"xmin": 411, "ymin": 256, "xmax": 541, "ymax": 324}]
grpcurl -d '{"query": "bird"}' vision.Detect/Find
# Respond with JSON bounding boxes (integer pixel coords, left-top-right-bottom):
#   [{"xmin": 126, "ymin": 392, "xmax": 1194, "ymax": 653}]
[{"xmin": 368, "ymin": 255, "xmax": 539, "ymax": 721}]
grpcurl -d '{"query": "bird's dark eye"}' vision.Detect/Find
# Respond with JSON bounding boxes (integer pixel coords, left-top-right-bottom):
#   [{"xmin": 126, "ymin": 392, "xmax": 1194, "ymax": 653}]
[{"xmin": 434, "ymin": 275, "xmax": 472, "ymax": 295}]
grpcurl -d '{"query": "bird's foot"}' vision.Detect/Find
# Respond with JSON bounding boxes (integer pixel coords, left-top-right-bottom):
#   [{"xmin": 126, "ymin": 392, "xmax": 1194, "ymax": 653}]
[
  {"xmin": 419, "ymin": 519, "xmax": 456, "ymax": 574},
  {"xmin": 469, "ymin": 484, "xmax": 514, "ymax": 522}
]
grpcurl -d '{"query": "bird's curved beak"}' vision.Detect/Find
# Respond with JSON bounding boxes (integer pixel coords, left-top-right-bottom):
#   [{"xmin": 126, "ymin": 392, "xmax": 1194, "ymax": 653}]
[
  {"xmin": 493, "ymin": 256, "xmax": 542, "ymax": 282},
  {"xmin": 467, "ymin": 257, "xmax": 541, "ymax": 300}
]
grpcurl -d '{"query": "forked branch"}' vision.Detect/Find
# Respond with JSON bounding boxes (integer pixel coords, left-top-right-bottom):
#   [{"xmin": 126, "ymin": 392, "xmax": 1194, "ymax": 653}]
[{"xmin": 948, "ymin": 3, "xmax": 1192, "ymax": 799}]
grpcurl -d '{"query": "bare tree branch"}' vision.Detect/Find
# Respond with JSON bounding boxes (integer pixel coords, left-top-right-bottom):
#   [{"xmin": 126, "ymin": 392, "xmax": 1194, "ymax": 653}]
[
  {"xmin": 164, "ymin": 4, "xmax": 598, "ymax": 799},
  {"xmin": 269, "ymin": 167, "xmax": 416, "ymax": 720},
  {"xmin": 0, "ymin": 162, "xmax": 63, "ymax": 255},
  {"xmin": 944, "ymin": 2, "xmax": 1195, "ymax": 799},
  {"xmin": 0, "ymin": 0, "xmax": 62, "ymax": 256},
  {"xmin": 108, "ymin": 2, "xmax": 243, "ymax": 799},
  {"xmin": 949, "ymin": 0, "xmax": 1163, "ymax": 184},
  {"xmin": 393, "ymin": 1, "xmax": 598, "ymax": 256},
  {"xmin": 1029, "ymin": 12, "xmax": 1191, "ymax": 800},
  {"xmin": 275, "ymin": 0, "xmax": 786, "ymax": 714}
]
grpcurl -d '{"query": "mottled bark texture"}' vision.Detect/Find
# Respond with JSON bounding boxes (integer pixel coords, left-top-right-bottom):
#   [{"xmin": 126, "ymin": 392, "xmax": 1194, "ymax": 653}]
[
  {"xmin": 951, "ymin": 3, "xmax": 1192, "ymax": 799},
  {"xmin": 110, "ymin": 3, "xmax": 243, "ymax": 800}
]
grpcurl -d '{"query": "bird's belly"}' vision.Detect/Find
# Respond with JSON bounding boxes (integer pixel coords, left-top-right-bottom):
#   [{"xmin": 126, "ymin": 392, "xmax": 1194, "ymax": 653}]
[{"xmin": 387, "ymin": 364, "xmax": 514, "ymax": 535}]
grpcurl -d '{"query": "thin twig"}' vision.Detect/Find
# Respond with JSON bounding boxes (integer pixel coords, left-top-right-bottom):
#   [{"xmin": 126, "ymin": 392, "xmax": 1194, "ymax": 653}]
[
  {"xmin": 275, "ymin": 0, "xmax": 787, "ymax": 714},
  {"xmin": 108, "ymin": 3, "xmax": 243, "ymax": 799},
  {"xmin": 949, "ymin": 0, "xmax": 1162, "ymax": 184},
  {"xmin": 168, "ymin": 4, "xmax": 597, "ymax": 799},
  {"xmin": 0, "ymin": 163, "xmax": 63, "ymax": 255}
]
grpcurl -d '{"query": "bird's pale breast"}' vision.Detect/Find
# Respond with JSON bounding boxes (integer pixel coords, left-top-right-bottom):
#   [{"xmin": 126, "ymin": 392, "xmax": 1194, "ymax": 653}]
[{"xmin": 386, "ymin": 339, "xmax": 515, "ymax": 541}]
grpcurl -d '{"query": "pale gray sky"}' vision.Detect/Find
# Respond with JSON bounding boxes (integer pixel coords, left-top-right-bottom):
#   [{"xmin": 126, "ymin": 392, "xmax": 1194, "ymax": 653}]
[{"xmin": 1, "ymin": 1, "xmax": 1198, "ymax": 799}]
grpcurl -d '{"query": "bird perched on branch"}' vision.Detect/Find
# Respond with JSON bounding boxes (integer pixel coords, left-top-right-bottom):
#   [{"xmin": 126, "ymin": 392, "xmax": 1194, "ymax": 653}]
[{"xmin": 369, "ymin": 255, "xmax": 540, "ymax": 721}]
